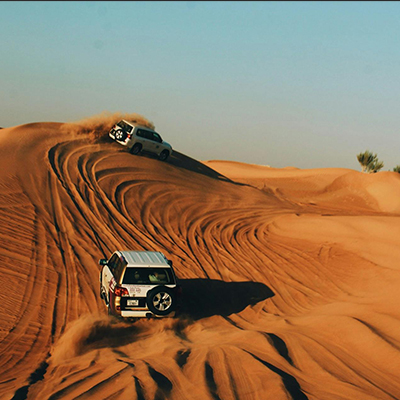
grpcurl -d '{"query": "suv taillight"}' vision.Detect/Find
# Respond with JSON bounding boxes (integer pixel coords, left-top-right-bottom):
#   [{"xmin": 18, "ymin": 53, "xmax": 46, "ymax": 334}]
[{"xmin": 114, "ymin": 286, "xmax": 129, "ymax": 297}]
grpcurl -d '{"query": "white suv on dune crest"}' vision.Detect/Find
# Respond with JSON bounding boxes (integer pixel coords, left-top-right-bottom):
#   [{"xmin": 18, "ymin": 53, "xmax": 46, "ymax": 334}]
[
  {"xmin": 109, "ymin": 120, "xmax": 173, "ymax": 161},
  {"xmin": 99, "ymin": 250, "xmax": 181, "ymax": 319}
]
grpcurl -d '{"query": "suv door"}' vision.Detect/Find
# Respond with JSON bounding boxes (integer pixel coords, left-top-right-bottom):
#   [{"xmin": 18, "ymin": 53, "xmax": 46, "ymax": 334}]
[
  {"xmin": 103, "ymin": 253, "xmax": 119, "ymax": 302},
  {"xmin": 151, "ymin": 132, "xmax": 163, "ymax": 154},
  {"xmin": 136, "ymin": 129, "xmax": 153, "ymax": 152}
]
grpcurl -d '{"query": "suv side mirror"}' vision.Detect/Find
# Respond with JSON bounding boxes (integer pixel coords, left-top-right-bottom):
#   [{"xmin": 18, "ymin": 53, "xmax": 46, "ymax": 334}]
[{"xmin": 99, "ymin": 259, "xmax": 108, "ymax": 266}]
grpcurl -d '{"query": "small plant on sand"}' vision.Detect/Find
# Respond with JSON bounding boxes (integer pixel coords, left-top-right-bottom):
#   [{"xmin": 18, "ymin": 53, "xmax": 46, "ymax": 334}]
[
  {"xmin": 368, "ymin": 159, "xmax": 384, "ymax": 173},
  {"xmin": 357, "ymin": 150, "xmax": 384, "ymax": 173},
  {"xmin": 393, "ymin": 166, "xmax": 400, "ymax": 173}
]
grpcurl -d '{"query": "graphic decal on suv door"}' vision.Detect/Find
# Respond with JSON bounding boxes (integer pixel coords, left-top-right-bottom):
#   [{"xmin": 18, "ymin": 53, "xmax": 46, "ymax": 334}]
[{"xmin": 109, "ymin": 277, "xmax": 116, "ymax": 292}]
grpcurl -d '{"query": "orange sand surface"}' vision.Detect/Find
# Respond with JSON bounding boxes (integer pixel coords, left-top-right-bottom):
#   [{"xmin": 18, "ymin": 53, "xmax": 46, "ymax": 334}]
[{"xmin": 1, "ymin": 115, "xmax": 400, "ymax": 400}]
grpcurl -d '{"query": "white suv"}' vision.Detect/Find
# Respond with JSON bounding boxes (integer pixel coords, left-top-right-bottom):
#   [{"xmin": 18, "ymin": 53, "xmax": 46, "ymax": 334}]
[
  {"xmin": 109, "ymin": 120, "xmax": 172, "ymax": 161},
  {"xmin": 99, "ymin": 250, "xmax": 180, "ymax": 319}
]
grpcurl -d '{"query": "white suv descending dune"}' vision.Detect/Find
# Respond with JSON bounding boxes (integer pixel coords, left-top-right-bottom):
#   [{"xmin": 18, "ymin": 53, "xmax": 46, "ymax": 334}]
[
  {"xmin": 99, "ymin": 250, "xmax": 180, "ymax": 319},
  {"xmin": 109, "ymin": 120, "xmax": 173, "ymax": 161}
]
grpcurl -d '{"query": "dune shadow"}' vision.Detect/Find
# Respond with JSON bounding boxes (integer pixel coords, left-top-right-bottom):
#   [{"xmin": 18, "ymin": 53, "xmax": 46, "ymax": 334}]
[{"xmin": 178, "ymin": 279, "xmax": 274, "ymax": 320}]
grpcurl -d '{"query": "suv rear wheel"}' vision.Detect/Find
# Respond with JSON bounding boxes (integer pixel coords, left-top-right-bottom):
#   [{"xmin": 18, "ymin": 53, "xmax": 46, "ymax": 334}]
[{"xmin": 130, "ymin": 143, "xmax": 142, "ymax": 155}]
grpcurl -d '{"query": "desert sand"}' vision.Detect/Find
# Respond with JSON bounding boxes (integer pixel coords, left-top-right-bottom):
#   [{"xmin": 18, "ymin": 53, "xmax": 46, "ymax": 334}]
[{"xmin": 1, "ymin": 114, "xmax": 400, "ymax": 400}]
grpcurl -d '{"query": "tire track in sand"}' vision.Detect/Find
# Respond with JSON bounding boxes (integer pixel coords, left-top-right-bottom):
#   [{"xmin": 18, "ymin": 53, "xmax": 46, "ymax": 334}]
[{"xmin": 2, "ymin": 123, "xmax": 400, "ymax": 399}]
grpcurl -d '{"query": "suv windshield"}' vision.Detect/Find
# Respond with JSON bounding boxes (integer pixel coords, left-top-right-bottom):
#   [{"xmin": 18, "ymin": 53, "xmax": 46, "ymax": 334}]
[
  {"xmin": 122, "ymin": 268, "xmax": 174, "ymax": 284},
  {"xmin": 116, "ymin": 120, "xmax": 133, "ymax": 133}
]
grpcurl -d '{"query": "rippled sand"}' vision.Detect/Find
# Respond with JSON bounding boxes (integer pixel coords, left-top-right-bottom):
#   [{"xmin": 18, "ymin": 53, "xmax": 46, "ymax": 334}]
[{"xmin": 1, "ymin": 116, "xmax": 400, "ymax": 400}]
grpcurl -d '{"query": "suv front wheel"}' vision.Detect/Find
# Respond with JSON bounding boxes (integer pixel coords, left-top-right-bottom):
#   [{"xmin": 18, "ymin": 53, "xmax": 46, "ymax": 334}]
[{"xmin": 158, "ymin": 150, "xmax": 170, "ymax": 161}]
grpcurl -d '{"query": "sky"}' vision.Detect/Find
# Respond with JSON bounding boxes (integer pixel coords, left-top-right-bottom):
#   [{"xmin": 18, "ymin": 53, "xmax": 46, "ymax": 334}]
[{"xmin": 1, "ymin": 1, "xmax": 400, "ymax": 170}]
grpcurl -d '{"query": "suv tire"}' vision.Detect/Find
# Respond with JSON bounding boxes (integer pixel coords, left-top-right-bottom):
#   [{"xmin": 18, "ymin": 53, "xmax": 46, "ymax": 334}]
[
  {"xmin": 158, "ymin": 150, "xmax": 170, "ymax": 161},
  {"xmin": 146, "ymin": 286, "xmax": 175, "ymax": 316},
  {"xmin": 115, "ymin": 129, "xmax": 127, "ymax": 141},
  {"xmin": 130, "ymin": 143, "xmax": 142, "ymax": 155}
]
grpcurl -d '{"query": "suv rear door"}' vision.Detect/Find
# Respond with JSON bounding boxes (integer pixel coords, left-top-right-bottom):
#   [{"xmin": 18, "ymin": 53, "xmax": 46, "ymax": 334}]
[{"xmin": 136, "ymin": 129, "xmax": 154, "ymax": 152}]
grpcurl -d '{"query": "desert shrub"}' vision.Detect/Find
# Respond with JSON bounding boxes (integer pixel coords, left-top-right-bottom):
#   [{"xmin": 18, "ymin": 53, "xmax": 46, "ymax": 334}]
[
  {"xmin": 369, "ymin": 159, "xmax": 384, "ymax": 173},
  {"xmin": 357, "ymin": 150, "xmax": 384, "ymax": 173},
  {"xmin": 393, "ymin": 166, "xmax": 400, "ymax": 173}
]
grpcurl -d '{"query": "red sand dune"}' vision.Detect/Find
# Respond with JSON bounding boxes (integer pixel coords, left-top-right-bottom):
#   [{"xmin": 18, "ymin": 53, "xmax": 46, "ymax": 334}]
[{"xmin": 1, "ymin": 114, "xmax": 400, "ymax": 400}]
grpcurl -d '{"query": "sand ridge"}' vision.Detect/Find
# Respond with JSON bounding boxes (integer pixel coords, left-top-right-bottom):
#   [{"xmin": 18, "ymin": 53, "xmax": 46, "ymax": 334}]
[{"xmin": 1, "ymin": 117, "xmax": 400, "ymax": 399}]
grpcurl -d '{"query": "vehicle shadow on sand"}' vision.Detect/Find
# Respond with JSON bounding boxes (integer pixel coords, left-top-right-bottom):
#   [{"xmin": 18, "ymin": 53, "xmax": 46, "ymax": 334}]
[
  {"xmin": 178, "ymin": 279, "xmax": 274, "ymax": 320},
  {"xmin": 99, "ymin": 136, "xmax": 248, "ymax": 186},
  {"xmin": 127, "ymin": 149, "xmax": 235, "ymax": 183},
  {"xmin": 49, "ymin": 279, "xmax": 273, "ymax": 359},
  {"xmin": 168, "ymin": 151, "xmax": 233, "ymax": 183}
]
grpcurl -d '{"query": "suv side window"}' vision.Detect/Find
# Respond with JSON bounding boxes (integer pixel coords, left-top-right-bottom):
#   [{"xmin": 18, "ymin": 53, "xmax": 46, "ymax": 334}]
[
  {"xmin": 142, "ymin": 130, "xmax": 153, "ymax": 140},
  {"xmin": 153, "ymin": 133, "xmax": 162, "ymax": 143},
  {"xmin": 136, "ymin": 129, "xmax": 145, "ymax": 138},
  {"xmin": 114, "ymin": 258, "xmax": 127, "ymax": 284},
  {"xmin": 136, "ymin": 129, "xmax": 153, "ymax": 140},
  {"xmin": 108, "ymin": 254, "xmax": 119, "ymax": 274}
]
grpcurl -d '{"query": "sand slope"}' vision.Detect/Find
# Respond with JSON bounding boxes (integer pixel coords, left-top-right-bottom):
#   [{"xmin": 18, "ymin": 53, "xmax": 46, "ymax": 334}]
[{"xmin": 1, "ymin": 118, "xmax": 400, "ymax": 400}]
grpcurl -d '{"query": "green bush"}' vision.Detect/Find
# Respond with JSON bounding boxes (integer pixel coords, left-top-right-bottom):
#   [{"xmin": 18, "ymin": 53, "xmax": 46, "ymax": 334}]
[
  {"xmin": 393, "ymin": 165, "xmax": 400, "ymax": 173},
  {"xmin": 357, "ymin": 150, "xmax": 384, "ymax": 173}
]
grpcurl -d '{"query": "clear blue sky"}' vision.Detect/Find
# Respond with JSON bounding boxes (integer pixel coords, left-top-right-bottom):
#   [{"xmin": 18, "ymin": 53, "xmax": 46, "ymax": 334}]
[{"xmin": 1, "ymin": 1, "xmax": 400, "ymax": 169}]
